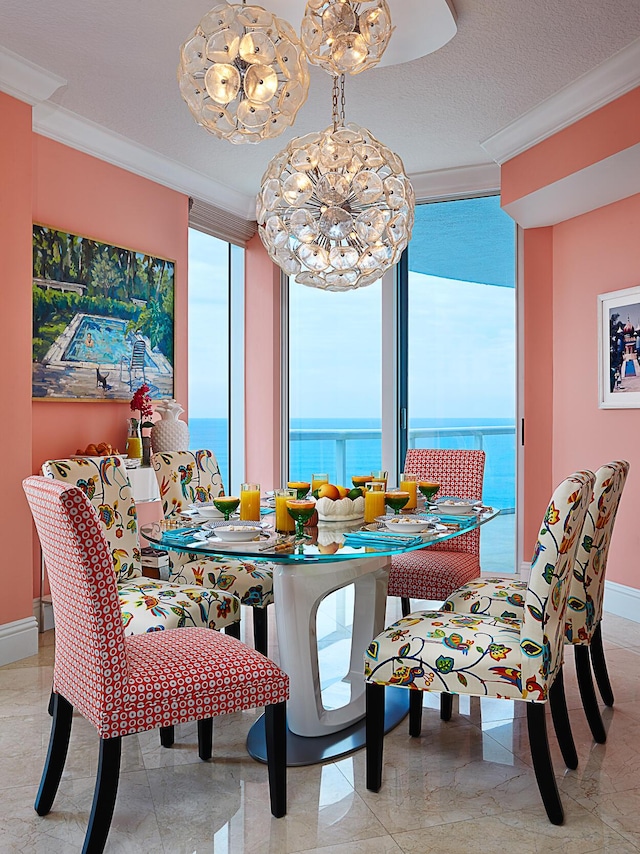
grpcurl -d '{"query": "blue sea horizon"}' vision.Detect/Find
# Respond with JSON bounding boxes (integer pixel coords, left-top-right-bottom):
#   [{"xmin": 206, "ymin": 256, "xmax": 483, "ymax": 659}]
[{"xmin": 189, "ymin": 417, "xmax": 515, "ymax": 510}]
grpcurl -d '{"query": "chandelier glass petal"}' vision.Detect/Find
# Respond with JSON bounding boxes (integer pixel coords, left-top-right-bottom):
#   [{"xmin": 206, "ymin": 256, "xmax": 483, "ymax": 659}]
[
  {"xmin": 301, "ymin": 0, "xmax": 394, "ymax": 76},
  {"xmin": 178, "ymin": 2, "xmax": 310, "ymax": 144},
  {"xmin": 257, "ymin": 123, "xmax": 415, "ymax": 291}
]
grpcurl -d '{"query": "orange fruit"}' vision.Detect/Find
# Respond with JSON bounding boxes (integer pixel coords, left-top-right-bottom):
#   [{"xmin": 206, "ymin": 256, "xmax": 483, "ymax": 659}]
[
  {"xmin": 336, "ymin": 485, "xmax": 349, "ymax": 499},
  {"xmin": 317, "ymin": 483, "xmax": 340, "ymax": 501}
]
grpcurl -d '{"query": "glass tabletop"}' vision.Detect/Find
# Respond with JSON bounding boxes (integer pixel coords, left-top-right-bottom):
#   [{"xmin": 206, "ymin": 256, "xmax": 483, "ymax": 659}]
[{"xmin": 141, "ymin": 509, "xmax": 499, "ymax": 564}]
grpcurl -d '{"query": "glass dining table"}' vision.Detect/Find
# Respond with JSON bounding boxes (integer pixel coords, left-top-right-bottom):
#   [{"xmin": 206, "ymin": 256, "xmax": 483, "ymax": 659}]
[{"xmin": 141, "ymin": 508, "xmax": 499, "ymax": 766}]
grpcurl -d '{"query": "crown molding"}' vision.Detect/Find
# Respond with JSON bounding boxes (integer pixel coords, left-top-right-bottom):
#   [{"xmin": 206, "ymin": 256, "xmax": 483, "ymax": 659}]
[
  {"xmin": 482, "ymin": 37, "xmax": 640, "ymax": 165},
  {"xmin": 0, "ymin": 45, "xmax": 66, "ymax": 105},
  {"xmin": 503, "ymin": 142, "xmax": 640, "ymax": 228},
  {"xmin": 411, "ymin": 163, "xmax": 500, "ymax": 201},
  {"xmin": 33, "ymin": 102, "xmax": 256, "ymax": 219}
]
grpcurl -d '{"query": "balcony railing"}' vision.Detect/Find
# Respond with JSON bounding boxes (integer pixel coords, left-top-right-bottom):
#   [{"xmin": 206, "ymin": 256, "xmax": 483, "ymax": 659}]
[{"xmin": 290, "ymin": 424, "xmax": 516, "ymax": 511}]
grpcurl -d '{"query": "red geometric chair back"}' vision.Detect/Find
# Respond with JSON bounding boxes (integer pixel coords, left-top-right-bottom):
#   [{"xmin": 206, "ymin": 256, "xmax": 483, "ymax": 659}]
[
  {"xmin": 403, "ymin": 448, "xmax": 485, "ymax": 555},
  {"xmin": 23, "ymin": 476, "xmax": 129, "ymax": 730}
]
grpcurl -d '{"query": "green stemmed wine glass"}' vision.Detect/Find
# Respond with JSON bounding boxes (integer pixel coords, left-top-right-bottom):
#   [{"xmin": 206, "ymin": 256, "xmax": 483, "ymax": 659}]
[
  {"xmin": 418, "ymin": 481, "xmax": 440, "ymax": 510},
  {"xmin": 286, "ymin": 499, "xmax": 316, "ymax": 539},
  {"xmin": 385, "ymin": 490, "xmax": 410, "ymax": 515},
  {"xmin": 213, "ymin": 496, "xmax": 240, "ymax": 522}
]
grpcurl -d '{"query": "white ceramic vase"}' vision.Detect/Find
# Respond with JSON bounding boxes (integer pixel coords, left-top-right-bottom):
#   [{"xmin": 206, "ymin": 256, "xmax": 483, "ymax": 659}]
[{"xmin": 151, "ymin": 400, "xmax": 190, "ymax": 452}]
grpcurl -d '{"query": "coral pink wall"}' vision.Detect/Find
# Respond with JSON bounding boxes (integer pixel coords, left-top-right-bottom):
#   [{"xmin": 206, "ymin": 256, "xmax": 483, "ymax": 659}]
[{"xmin": 0, "ymin": 93, "xmax": 35, "ymax": 626}]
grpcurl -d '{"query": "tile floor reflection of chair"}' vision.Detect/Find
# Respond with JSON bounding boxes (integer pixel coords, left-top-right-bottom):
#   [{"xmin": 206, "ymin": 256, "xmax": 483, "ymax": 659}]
[{"xmin": 1, "ymin": 606, "xmax": 640, "ymax": 853}]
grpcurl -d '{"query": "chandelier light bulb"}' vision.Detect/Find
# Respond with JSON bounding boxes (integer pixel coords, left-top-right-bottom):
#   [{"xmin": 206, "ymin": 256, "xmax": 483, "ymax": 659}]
[
  {"xmin": 257, "ymin": 123, "xmax": 415, "ymax": 291},
  {"xmin": 178, "ymin": 2, "xmax": 310, "ymax": 143},
  {"xmin": 301, "ymin": 0, "xmax": 394, "ymax": 76}
]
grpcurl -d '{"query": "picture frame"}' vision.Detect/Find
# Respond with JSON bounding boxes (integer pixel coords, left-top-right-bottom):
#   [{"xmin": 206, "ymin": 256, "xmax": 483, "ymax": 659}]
[
  {"xmin": 599, "ymin": 285, "xmax": 640, "ymax": 409},
  {"xmin": 32, "ymin": 224, "xmax": 174, "ymax": 401}
]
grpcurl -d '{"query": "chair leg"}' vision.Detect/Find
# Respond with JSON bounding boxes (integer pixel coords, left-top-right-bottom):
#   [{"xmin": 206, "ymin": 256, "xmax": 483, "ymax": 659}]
[
  {"xmin": 401, "ymin": 597, "xmax": 411, "ymax": 617},
  {"xmin": 366, "ymin": 682, "xmax": 385, "ymax": 792},
  {"xmin": 160, "ymin": 726, "xmax": 175, "ymax": 748},
  {"xmin": 590, "ymin": 622, "xmax": 614, "ymax": 707},
  {"xmin": 440, "ymin": 692, "xmax": 453, "ymax": 721},
  {"xmin": 575, "ymin": 644, "xmax": 607, "ymax": 743},
  {"xmin": 549, "ymin": 666, "xmax": 578, "ymax": 770},
  {"xmin": 47, "ymin": 690, "xmax": 55, "ymax": 717},
  {"xmin": 82, "ymin": 737, "xmax": 122, "ymax": 854},
  {"xmin": 225, "ymin": 620, "xmax": 241, "ymax": 640},
  {"xmin": 265, "ymin": 701, "xmax": 287, "ymax": 818},
  {"xmin": 253, "ymin": 607, "xmax": 268, "ymax": 656},
  {"xmin": 409, "ymin": 689, "xmax": 423, "ymax": 736},
  {"xmin": 526, "ymin": 702, "xmax": 564, "ymax": 825},
  {"xmin": 35, "ymin": 693, "xmax": 73, "ymax": 816},
  {"xmin": 197, "ymin": 719, "xmax": 213, "ymax": 761}
]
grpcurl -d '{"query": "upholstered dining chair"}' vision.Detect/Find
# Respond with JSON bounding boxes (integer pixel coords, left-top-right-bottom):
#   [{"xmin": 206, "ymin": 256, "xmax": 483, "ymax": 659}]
[
  {"xmin": 442, "ymin": 460, "xmax": 629, "ymax": 744},
  {"xmin": 388, "ymin": 448, "xmax": 486, "ymax": 615},
  {"xmin": 152, "ymin": 450, "xmax": 275, "ymax": 655},
  {"xmin": 23, "ymin": 477, "xmax": 288, "ymax": 854},
  {"xmin": 365, "ymin": 470, "xmax": 594, "ymax": 825}
]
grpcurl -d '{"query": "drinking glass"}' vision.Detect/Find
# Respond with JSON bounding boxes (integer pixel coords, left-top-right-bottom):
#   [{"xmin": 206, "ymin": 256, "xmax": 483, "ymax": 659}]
[
  {"xmin": 364, "ymin": 481, "xmax": 386, "ymax": 523},
  {"xmin": 213, "ymin": 495, "xmax": 240, "ymax": 522},
  {"xmin": 275, "ymin": 488, "xmax": 296, "ymax": 533},
  {"xmin": 385, "ymin": 490, "xmax": 410, "ymax": 515},
  {"xmin": 370, "ymin": 470, "xmax": 388, "ymax": 490},
  {"xmin": 311, "ymin": 473, "xmax": 329, "ymax": 493},
  {"xmin": 286, "ymin": 499, "xmax": 317, "ymax": 539},
  {"xmin": 287, "ymin": 481, "xmax": 310, "ymax": 499},
  {"xmin": 418, "ymin": 480, "xmax": 441, "ymax": 509},
  {"xmin": 240, "ymin": 482, "xmax": 261, "ymax": 521},
  {"xmin": 399, "ymin": 472, "xmax": 418, "ymax": 510}
]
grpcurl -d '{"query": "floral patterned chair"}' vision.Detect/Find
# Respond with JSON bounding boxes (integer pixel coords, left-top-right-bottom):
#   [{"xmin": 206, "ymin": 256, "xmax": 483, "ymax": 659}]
[
  {"xmin": 364, "ymin": 470, "xmax": 594, "ymax": 825},
  {"xmin": 442, "ymin": 461, "xmax": 629, "ymax": 744},
  {"xmin": 388, "ymin": 448, "xmax": 486, "ymax": 615},
  {"xmin": 23, "ymin": 476, "xmax": 288, "ymax": 854},
  {"xmin": 152, "ymin": 450, "xmax": 275, "ymax": 655}
]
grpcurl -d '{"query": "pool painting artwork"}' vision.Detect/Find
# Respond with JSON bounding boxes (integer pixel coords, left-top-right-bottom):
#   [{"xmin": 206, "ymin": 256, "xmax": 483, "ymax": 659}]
[{"xmin": 32, "ymin": 225, "xmax": 174, "ymax": 401}]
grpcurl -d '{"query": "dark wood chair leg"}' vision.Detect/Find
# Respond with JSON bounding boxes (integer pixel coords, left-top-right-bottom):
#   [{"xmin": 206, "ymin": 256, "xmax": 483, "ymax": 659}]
[
  {"xmin": 82, "ymin": 737, "xmax": 122, "ymax": 854},
  {"xmin": 197, "ymin": 719, "xmax": 213, "ymax": 761},
  {"xmin": 440, "ymin": 692, "xmax": 453, "ymax": 721},
  {"xmin": 575, "ymin": 644, "xmax": 607, "ymax": 743},
  {"xmin": 590, "ymin": 622, "xmax": 614, "ymax": 707},
  {"xmin": 401, "ymin": 597, "xmax": 411, "ymax": 617},
  {"xmin": 549, "ymin": 666, "xmax": 578, "ymax": 769},
  {"xmin": 526, "ymin": 702, "xmax": 564, "ymax": 825},
  {"xmin": 265, "ymin": 701, "xmax": 287, "ymax": 818},
  {"xmin": 409, "ymin": 689, "xmax": 423, "ymax": 736},
  {"xmin": 35, "ymin": 693, "xmax": 73, "ymax": 816},
  {"xmin": 47, "ymin": 690, "xmax": 55, "ymax": 717},
  {"xmin": 160, "ymin": 726, "xmax": 175, "ymax": 748},
  {"xmin": 253, "ymin": 607, "xmax": 268, "ymax": 656},
  {"xmin": 366, "ymin": 682, "xmax": 385, "ymax": 792},
  {"xmin": 225, "ymin": 620, "xmax": 241, "ymax": 640}
]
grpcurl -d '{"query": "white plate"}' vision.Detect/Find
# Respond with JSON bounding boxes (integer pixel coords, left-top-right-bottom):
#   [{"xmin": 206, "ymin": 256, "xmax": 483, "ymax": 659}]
[
  {"xmin": 189, "ymin": 502, "xmax": 224, "ymax": 519},
  {"xmin": 213, "ymin": 525, "xmax": 264, "ymax": 542},
  {"xmin": 204, "ymin": 519, "xmax": 268, "ymax": 530}
]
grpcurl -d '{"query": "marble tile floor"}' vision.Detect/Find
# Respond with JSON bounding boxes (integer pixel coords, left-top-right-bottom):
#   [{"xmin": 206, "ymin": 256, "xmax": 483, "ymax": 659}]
[{"xmin": 1, "ymin": 606, "xmax": 640, "ymax": 853}]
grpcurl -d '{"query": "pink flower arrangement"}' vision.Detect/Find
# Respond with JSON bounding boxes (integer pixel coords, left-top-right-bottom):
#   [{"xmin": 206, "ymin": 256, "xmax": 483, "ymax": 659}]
[{"xmin": 130, "ymin": 384, "xmax": 154, "ymax": 429}]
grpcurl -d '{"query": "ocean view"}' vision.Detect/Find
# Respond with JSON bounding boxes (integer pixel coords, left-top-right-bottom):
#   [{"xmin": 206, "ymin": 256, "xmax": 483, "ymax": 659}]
[{"xmin": 189, "ymin": 417, "xmax": 516, "ymax": 510}]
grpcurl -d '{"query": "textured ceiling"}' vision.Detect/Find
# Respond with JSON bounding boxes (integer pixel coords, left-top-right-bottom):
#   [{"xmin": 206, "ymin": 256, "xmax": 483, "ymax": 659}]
[{"xmin": 2, "ymin": 0, "xmax": 640, "ymax": 200}]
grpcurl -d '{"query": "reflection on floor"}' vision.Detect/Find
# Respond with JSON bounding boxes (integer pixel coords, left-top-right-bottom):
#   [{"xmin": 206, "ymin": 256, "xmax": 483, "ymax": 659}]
[{"xmin": 2, "ymin": 595, "xmax": 640, "ymax": 854}]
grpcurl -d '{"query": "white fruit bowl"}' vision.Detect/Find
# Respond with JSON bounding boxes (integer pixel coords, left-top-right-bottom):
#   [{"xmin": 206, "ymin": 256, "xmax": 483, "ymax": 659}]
[{"xmin": 315, "ymin": 495, "xmax": 365, "ymax": 522}]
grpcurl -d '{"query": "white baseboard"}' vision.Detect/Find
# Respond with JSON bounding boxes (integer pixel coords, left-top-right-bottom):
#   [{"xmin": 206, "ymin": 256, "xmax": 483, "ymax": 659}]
[
  {"xmin": 33, "ymin": 597, "xmax": 54, "ymax": 632},
  {"xmin": 603, "ymin": 579, "xmax": 640, "ymax": 623},
  {"xmin": 0, "ymin": 617, "xmax": 39, "ymax": 666}
]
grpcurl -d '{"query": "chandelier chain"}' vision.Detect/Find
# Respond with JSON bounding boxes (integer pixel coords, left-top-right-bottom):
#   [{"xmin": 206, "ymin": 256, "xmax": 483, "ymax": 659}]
[
  {"xmin": 340, "ymin": 74, "xmax": 346, "ymax": 126},
  {"xmin": 332, "ymin": 75, "xmax": 347, "ymax": 130},
  {"xmin": 332, "ymin": 75, "xmax": 340, "ymax": 130}
]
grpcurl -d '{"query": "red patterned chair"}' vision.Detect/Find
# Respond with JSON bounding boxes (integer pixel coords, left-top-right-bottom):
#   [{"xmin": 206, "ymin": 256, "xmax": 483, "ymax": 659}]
[
  {"xmin": 388, "ymin": 448, "xmax": 486, "ymax": 614},
  {"xmin": 23, "ymin": 476, "xmax": 288, "ymax": 854}
]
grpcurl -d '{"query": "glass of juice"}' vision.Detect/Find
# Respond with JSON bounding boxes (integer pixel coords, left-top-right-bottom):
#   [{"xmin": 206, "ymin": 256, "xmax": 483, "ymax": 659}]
[
  {"xmin": 364, "ymin": 481, "xmax": 386, "ymax": 523},
  {"xmin": 288, "ymin": 481, "xmax": 310, "ymax": 499},
  {"xmin": 385, "ymin": 490, "xmax": 410, "ymax": 515},
  {"xmin": 311, "ymin": 473, "xmax": 329, "ymax": 493},
  {"xmin": 286, "ymin": 498, "xmax": 317, "ymax": 539},
  {"xmin": 370, "ymin": 470, "xmax": 388, "ymax": 490},
  {"xmin": 213, "ymin": 495, "xmax": 240, "ymax": 522},
  {"xmin": 399, "ymin": 472, "xmax": 418, "ymax": 510},
  {"xmin": 418, "ymin": 480, "xmax": 441, "ymax": 508},
  {"xmin": 275, "ymin": 488, "xmax": 296, "ymax": 533},
  {"xmin": 240, "ymin": 482, "xmax": 261, "ymax": 521},
  {"xmin": 352, "ymin": 475, "xmax": 371, "ymax": 492}
]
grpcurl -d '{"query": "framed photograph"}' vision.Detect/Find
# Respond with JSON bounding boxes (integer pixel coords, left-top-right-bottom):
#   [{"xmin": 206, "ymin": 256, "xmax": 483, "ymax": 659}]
[
  {"xmin": 599, "ymin": 285, "xmax": 640, "ymax": 408},
  {"xmin": 32, "ymin": 225, "xmax": 174, "ymax": 401}
]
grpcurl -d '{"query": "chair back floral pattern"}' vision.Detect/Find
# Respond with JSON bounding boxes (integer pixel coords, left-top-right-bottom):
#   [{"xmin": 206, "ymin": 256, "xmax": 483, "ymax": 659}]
[
  {"xmin": 565, "ymin": 461, "xmax": 629, "ymax": 645},
  {"xmin": 403, "ymin": 448, "xmax": 485, "ymax": 556},
  {"xmin": 520, "ymin": 470, "xmax": 594, "ymax": 695},
  {"xmin": 42, "ymin": 456, "xmax": 142, "ymax": 581},
  {"xmin": 152, "ymin": 450, "xmax": 224, "ymax": 517}
]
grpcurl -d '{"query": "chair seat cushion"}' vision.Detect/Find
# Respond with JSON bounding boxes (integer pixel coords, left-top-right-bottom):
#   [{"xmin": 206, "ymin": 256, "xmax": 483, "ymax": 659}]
[
  {"xmin": 168, "ymin": 557, "xmax": 275, "ymax": 608},
  {"xmin": 443, "ymin": 576, "xmax": 528, "ymax": 620},
  {"xmin": 388, "ymin": 550, "xmax": 481, "ymax": 601},
  {"xmin": 364, "ymin": 610, "xmax": 544, "ymax": 702},
  {"xmin": 117, "ymin": 578, "xmax": 240, "ymax": 634}
]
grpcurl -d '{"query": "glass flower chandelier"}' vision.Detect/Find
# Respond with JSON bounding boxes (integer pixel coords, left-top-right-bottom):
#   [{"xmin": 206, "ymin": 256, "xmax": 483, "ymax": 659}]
[
  {"xmin": 301, "ymin": 0, "xmax": 394, "ymax": 75},
  {"xmin": 257, "ymin": 75, "xmax": 414, "ymax": 291},
  {"xmin": 178, "ymin": 1, "xmax": 310, "ymax": 144}
]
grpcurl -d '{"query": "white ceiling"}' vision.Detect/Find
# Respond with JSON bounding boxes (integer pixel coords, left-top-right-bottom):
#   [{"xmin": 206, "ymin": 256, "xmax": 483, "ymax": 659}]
[{"xmin": 2, "ymin": 0, "xmax": 640, "ymax": 210}]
